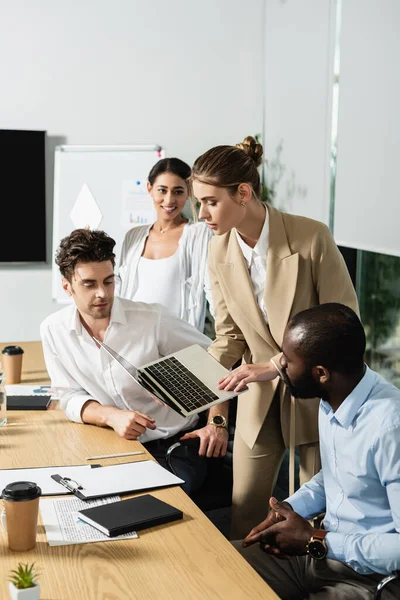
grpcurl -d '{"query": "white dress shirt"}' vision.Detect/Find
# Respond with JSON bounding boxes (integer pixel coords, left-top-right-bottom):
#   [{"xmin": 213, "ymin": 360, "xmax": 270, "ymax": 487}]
[
  {"xmin": 235, "ymin": 205, "xmax": 269, "ymax": 321},
  {"xmin": 40, "ymin": 298, "xmax": 211, "ymax": 443},
  {"xmin": 287, "ymin": 367, "xmax": 400, "ymax": 575}
]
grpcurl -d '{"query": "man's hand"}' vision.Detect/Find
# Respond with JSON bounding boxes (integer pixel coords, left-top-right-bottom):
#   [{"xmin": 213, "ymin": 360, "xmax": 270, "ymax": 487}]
[
  {"xmin": 180, "ymin": 424, "xmax": 228, "ymax": 458},
  {"xmin": 243, "ymin": 497, "xmax": 292, "ymax": 549},
  {"xmin": 106, "ymin": 409, "xmax": 156, "ymax": 440},
  {"xmin": 256, "ymin": 499, "xmax": 315, "ymax": 557},
  {"xmin": 217, "ymin": 361, "xmax": 279, "ymax": 392}
]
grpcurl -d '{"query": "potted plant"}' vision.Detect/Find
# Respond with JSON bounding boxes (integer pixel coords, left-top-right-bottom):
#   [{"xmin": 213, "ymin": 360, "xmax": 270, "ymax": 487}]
[{"xmin": 8, "ymin": 563, "xmax": 40, "ymax": 600}]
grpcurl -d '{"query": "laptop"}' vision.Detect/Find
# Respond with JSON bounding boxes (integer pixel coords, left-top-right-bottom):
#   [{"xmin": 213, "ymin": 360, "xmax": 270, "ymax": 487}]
[{"xmin": 95, "ymin": 340, "xmax": 247, "ymax": 417}]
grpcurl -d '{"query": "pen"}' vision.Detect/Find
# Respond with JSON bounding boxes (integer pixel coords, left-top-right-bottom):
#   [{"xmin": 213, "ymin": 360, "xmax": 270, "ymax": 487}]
[{"xmin": 86, "ymin": 451, "xmax": 145, "ymax": 460}]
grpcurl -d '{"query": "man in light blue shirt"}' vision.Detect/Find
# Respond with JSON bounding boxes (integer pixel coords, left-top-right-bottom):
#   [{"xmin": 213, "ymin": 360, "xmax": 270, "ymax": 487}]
[{"xmin": 235, "ymin": 303, "xmax": 400, "ymax": 599}]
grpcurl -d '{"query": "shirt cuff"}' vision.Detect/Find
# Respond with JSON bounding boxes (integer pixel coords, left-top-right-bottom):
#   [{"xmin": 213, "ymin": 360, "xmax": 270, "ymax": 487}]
[
  {"xmin": 325, "ymin": 532, "xmax": 346, "ymax": 563},
  {"xmin": 61, "ymin": 392, "xmax": 93, "ymax": 423},
  {"xmin": 284, "ymin": 492, "xmax": 310, "ymax": 518}
]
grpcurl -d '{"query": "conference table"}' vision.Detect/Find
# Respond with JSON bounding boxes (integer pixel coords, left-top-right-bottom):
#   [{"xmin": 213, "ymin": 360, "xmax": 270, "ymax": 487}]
[{"xmin": 0, "ymin": 342, "xmax": 278, "ymax": 600}]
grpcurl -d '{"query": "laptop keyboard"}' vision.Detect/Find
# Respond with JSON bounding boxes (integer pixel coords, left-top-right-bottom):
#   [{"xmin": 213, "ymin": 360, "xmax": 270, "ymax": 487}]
[{"xmin": 143, "ymin": 356, "xmax": 219, "ymax": 412}]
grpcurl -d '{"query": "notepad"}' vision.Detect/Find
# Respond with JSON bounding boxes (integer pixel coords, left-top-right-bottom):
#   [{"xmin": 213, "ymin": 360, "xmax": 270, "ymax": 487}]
[
  {"xmin": 51, "ymin": 460, "xmax": 184, "ymax": 500},
  {"xmin": 78, "ymin": 494, "xmax": 183, "ymax": 537},
  {"xmin": 7, "ymin": 395, "xmax": 51, "ymax": 410}
]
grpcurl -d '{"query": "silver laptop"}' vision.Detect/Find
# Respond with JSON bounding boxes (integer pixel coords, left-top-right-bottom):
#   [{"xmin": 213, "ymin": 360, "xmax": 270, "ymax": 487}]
[{"xmin": 96, "ymin": 341, "xmax": 247, "ymax": 417}]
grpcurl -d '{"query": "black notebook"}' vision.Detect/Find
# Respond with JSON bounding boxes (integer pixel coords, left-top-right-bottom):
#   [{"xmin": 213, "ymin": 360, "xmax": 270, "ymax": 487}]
[
  {"xmin": 77, "ymin": 494, "xmax": 183, "ymax": 537},
  {"xmin": 7, "ymin": 395, "xmax": 52, "ymax": 410}
]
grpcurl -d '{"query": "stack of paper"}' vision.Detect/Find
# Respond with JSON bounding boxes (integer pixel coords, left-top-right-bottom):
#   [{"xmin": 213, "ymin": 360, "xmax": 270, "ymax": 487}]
[{"xmin": 40, "ymin": 495, "xmax": 138, "ymax": 546}]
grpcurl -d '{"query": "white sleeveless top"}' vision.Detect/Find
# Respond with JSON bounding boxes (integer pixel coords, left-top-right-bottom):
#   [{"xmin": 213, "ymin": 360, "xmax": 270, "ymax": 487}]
[{"xmin": 132, "ymin": 250, "xmax": 181, "ymax": 318}]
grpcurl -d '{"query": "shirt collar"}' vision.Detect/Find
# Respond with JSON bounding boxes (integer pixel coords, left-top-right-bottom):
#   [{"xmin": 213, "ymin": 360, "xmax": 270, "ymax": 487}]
[
  {"xmin": 235, "ymin": 205, "xmax": 269, "ymax": 266},
  {"xmin": 68, "ymin": 297, "xmax": 127, "ymax": 334},
  {"xmin": 320, "ymin": 365, "xmax": 375, "ymax": 428}
]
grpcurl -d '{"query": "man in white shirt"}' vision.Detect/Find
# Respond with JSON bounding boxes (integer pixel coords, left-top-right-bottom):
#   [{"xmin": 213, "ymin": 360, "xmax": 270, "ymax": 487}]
[{"xmin": 41, "ymin": 229, "xmax": 224, "ymax": 494}]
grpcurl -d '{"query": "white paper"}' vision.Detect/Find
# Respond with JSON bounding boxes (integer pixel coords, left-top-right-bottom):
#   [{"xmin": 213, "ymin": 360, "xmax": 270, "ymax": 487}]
[
  {"xmin": 75, "ymin": 460, "xmax": 184, "ymax": 499},
  {"xmin": 0, "ymin": 465, "xmax": 94, "ymax": 496},
  {"xmin": 5, "ymin": 385, "xmax": 56, "ymax": 399},
  {"xmin": 69, "ymin": 183, "xmax": 103, "ymax": 229},
  {"xmin": 121, "ymin": 180, "xmax": 156, "ymax": 229},
  {"xmin": 40, "ymin": 495, "xmax": 138, "ymax": 546}
]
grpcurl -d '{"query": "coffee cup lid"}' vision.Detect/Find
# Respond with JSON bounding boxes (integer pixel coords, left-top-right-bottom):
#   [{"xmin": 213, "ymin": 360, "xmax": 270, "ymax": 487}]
[
  {"xmin": 2, "ymin": 345, "xmax": 24, "ymax": 356},
  {"xmin": 1, "ymin": 481, "xmax": 41, "ymax": 501}
]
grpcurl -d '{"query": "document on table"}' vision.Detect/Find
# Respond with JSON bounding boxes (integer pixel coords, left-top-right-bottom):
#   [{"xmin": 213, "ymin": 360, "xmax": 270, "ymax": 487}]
[
  {"xmin": 40, "ymin": 495, "xmax": 138, "ymax": 546},
  {"xmin": 0, "ymin": 465, "xmax": 96, "ymax": 496},
  {"xmin": 5, "ymin": 384, "xmax": 56, "ymax": 399},
  {"xmin": 51, "ymin": 460, "xmax": 184, "ymax": 500}
]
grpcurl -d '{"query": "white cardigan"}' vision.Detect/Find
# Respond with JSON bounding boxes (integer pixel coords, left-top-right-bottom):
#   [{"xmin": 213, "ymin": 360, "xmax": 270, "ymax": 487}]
[{"xmin": 118, "ymin": 222, "xmax": 213, "ymax": 332}]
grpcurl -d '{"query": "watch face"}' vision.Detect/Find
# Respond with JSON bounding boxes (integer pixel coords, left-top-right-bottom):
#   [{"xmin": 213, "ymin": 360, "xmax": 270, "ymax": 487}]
[
  {"xmin": 213, "ymin": 416, "xmax": 224, "ymax": 425},
  {"xmin": 308, "ymin": 540, "xmax": 327, "ymax": 560}
]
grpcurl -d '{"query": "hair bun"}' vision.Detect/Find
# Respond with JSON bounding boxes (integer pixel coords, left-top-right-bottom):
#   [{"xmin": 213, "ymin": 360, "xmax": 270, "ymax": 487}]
[{"xmin": 236, "ymin": 136, "xmax": 263, "ymax": 168}]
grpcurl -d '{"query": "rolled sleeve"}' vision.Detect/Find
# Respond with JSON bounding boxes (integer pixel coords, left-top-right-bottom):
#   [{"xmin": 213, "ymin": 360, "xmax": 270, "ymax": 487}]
[
  {"xmin": 58, "ymin": 389, "xmax": 93, "ymax": 423},
  {"xmin": 41, "ymin": 322, "xmax": 94, "ymax": 423}
]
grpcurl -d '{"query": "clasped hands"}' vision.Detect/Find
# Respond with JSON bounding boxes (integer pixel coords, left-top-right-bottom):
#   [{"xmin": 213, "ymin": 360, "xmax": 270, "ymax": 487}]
[{"xmin": 242, "ymin": 497, "xmax": 316, "ymax": 558}]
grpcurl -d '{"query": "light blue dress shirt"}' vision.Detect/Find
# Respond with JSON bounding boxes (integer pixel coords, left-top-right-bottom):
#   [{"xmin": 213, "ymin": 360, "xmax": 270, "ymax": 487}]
[{"xmin": 287, "ymin": 366, "xmax": 400, "ymax": 575}]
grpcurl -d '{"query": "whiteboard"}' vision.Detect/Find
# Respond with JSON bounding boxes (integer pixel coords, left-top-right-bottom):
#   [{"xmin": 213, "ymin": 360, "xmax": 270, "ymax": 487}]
[{"xmin": 52, "ymin": 144, "xmax": 164, "ymax": 303}]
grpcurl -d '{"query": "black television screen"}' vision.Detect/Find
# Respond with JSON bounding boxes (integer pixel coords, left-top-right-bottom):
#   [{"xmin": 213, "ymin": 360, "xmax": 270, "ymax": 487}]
[{"xmin": 0, "ymin": 129, "xmax": 46, "ymax": 263}]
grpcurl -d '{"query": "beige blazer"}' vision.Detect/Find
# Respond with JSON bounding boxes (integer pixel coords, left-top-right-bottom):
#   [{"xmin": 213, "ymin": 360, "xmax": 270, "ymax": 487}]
[{"xmin": 207, "ymin": 205, "xmax": 359, "ymax": 449}]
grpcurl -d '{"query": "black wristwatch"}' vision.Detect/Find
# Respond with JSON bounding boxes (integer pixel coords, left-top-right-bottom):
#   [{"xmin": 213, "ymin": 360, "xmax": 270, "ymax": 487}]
[
  {"xmin": 208, "ymin": 415, "xmax": 228, "ymax": 430},
  {"xmin": 307, "ymin": 530, "xmax": 328, "ymax": 560}
]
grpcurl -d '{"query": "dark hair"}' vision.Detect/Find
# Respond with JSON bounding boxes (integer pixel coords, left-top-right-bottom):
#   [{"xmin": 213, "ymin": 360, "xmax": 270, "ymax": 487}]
[
  {"xmin": 55, "ymin": 229, "xmax": 116, "ymax": 281},
  {"xmin": 191, "ymin": 135, "xmax": 263, "ymax": 199},
  {"xmin": 148, "ymin": 158, "xmax": 191, "ymax": 186},
  {"xmin": 287, "ymin": 303, "xmax": 365, "ymax": 375}
]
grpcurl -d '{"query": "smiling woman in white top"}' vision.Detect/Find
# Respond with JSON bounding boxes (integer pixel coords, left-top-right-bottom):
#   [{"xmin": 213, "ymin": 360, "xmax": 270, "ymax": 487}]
[{"xmin": 118, "ymin": 158, "xmax": 213, "ymax": 332}]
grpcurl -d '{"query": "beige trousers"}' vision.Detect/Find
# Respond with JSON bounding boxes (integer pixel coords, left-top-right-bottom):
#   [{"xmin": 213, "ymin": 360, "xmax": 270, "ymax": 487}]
[
  {"xmin": 231, "ymin": 396, "xmax": 321, "ymax": 540},
  {"xmin": 232, "ymin": 543, "xmax": 400, "ymax": 600}
]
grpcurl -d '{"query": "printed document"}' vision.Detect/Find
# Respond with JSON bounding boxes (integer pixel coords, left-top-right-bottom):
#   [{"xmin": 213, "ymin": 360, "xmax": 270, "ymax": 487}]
[{"xmin": 40, "ymin": 495, "xmax": 138, "ymax": 546}]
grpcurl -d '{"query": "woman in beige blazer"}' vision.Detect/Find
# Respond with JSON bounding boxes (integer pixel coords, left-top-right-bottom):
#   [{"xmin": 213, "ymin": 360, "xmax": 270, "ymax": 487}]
[{"xmin": 191, "ymin": 136, "xmax": 359, "ymax": 539}]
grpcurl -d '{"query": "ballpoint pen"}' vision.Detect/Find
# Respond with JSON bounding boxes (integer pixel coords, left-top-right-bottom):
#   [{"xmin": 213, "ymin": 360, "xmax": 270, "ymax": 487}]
[{"xmin": 86, "ymin": 451, "xmax": 145, "ymax": 460}]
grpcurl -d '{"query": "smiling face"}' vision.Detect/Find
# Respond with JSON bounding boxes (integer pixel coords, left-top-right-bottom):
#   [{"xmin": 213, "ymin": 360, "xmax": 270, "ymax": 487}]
[
  {"xmin": 148, "ymin": 172, "xmax": 188, "ymax": 222},
  {"xmin": 193, "ymin": 180, "xmax": 248, "ymax": 235},
  {"xmin": 62, "ymin": 260, "xmax": 116, "ymax": 321}
]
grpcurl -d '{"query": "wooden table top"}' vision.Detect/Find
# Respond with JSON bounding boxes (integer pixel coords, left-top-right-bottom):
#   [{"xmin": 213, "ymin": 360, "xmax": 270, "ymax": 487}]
[{"xmin": 0, "ymin": 343, "xmax": 277, "ymax": 600}]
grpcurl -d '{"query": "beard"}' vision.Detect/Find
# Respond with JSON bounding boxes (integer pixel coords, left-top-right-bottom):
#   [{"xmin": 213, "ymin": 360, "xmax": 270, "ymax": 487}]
[
  {"xmin": 281, "ymin": 368, "xmax": 324, "ymax": 400},
  {"xmin": 87, "ymin": 302, "xmax": 112, "ymax": 320}
]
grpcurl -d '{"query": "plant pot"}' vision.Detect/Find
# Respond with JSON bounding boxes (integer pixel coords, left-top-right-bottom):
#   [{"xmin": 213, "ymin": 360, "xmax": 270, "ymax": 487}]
[{"xmin": 8, "ymin": 582, "xmax": 40, "ymax": 600}]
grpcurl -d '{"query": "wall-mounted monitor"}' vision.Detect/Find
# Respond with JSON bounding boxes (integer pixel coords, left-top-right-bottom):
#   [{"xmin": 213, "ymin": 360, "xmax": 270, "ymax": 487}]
[{"xmin": 0, "ymin": 129, "xmax": 46, "ymax": 263}]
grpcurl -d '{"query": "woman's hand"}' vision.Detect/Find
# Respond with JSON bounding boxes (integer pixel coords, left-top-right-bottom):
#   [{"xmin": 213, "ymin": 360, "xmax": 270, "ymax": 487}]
[{"xmin": 217, "ymin": 361, "xmax": 279, "ymax": 392}]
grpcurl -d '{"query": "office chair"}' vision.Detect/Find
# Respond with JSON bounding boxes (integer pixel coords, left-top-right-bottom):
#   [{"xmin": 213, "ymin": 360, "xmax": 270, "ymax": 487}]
[{"xmin": 375, "ymin": 571, "xmax": 400, "ymax": 599}]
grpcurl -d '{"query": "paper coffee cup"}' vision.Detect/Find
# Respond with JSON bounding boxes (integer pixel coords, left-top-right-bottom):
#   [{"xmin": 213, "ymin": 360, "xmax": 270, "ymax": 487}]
[
  {"xmin": 1, "ymin": 346, "xmax": 24, "ymax": 384},
  {"xmin": 1, "ymin": 481, "xmax": 41, "ymax": 551}
]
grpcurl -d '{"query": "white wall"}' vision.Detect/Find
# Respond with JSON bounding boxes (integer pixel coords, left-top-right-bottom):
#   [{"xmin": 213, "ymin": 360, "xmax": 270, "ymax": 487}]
[
  {"xmin": 263, "ymin": 0, "xmax": 335, "ymax": 224},
  {"xmin": 0, "ymin": 0, "xmax": 265, "ymax": 341}
]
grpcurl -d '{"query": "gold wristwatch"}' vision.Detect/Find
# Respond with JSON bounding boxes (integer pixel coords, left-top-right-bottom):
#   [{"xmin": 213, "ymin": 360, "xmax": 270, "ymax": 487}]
[
  {"xmin": 208, "ymin": 415, "xmax": 228, "ymax": 430},
  {"xmin": 306, "ymin": 530, "xmax": 328, "ymax": 560}
]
